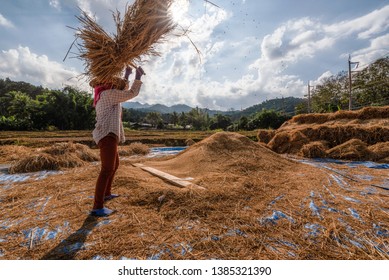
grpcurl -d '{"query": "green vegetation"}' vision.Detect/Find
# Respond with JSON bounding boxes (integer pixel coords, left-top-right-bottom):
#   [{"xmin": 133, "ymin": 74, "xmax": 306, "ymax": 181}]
[
  {"xmin": 0, "ymin": 78, "xmax": 290, "ymax": 131},
  {"xmin": 1, "ymin": 56, "xmax": 387, "ymax": 131},
  {"xmin": 304, "ymin": 57, "xmax": 389, "ymax": 113},
  {"xmin": 0, "ymin": 79, "xmax": 95, "ymax": 130}
]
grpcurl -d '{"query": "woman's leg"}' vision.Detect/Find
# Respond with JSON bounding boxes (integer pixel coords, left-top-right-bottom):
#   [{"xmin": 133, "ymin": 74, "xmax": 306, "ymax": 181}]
[
  {"xmin": 93, "ymin": 136, "xmax": 118, "ymax": 210},
  {"xmin": 104, "ymin": 150, "xmax": 119, "ymax": 197}
]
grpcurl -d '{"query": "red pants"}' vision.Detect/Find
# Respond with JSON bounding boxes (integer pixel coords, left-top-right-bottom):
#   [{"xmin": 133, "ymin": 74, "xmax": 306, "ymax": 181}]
[{"xmin": 93, "ymin": 135, "xmax": 119, "ymax": 209}]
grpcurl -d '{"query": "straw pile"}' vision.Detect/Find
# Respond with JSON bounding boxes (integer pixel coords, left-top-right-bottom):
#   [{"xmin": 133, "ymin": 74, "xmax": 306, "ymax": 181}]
[
  {"xmin": 257, "ymin": 129, "xmax": 276, "ymax": 144},
  {"xmin": 1, "ymin": 132, "xmax": 388, "ymax": 260},
  {"xmin": 368, "ymin": 142, "xmax": 389, "ymax": 162},
  {"xmin": 119, "ymin": 142, "xmax": 150, "ymax": 156},
  {"xmin": 9, "ymin": 142, "xmax": 98, "ymax": 173},
  {"xmin": 326, "ymin": 139, "xmax": 373, "ymax": 161},
  {"xmin": 292, "ymin": 106, "xmax": 389, "ymax": 124},
  {"xmin": 0, "ymin": 145, "xmax": 31, "ymax": 163},
  {"xmin": 300, "ymin": 141, "xmax": 328, "ymax": 158},
  {"xmin": 74, "ymin": 0, "xmax": 175, "ymax": 86},
  {"xmin": 259, "ymin": 106, "xmax": 389, "ymax": 162},
  {"xmin": 185, "ymin": 139, "xmax": 196, "ymax": 146}
]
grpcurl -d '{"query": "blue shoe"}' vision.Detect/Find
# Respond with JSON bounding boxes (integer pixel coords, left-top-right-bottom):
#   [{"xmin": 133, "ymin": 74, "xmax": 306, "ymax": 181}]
[
  {"xmin": 104, "ymin": 194, "xmax": 120, "ymax": 201},
  {"xmin": 90, "ymin": 207, "xmax": 115, "ymax": 217}
]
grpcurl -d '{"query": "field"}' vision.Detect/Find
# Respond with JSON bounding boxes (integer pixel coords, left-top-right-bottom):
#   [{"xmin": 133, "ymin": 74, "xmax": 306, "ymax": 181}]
[
  {"xmin": 0, "ymin": 130, "xmax": 258, "ymax": 148},
  {"xmin": 0, "ymin": 125, "xmax": 388, "ymax": 260}
]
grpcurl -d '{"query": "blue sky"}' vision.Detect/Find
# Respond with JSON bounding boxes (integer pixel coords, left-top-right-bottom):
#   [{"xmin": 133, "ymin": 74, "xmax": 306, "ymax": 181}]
[{"xmin": 0, "ymin": 0, "xmax": 388, "ymax": 110}]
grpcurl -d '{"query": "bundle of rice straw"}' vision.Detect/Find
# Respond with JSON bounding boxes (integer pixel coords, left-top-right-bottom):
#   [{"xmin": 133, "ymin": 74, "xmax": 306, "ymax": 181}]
[{"xmin": 74, "ymin": 0, "xmax": 176, "ymax": 87}]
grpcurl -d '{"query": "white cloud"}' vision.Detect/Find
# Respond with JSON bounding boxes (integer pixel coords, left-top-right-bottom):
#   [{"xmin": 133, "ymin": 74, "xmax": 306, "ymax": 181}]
[
  {"xmin": 0, "ymin": 46, "xmax": 83, "ymax": 89},
  {"xmin": 0, "ymin": 13, "xmax": 14, "ymax": 28},
  {"xmin": 324, "ymin": 5, "xmax": 389, "ymax": 39},
  {"xmin": 351, "ymin": 33, "xmax": 389, "ymax": 68},
  {"xmin": 49, "ymin": 0, "xmax": 61, "ymax": 11},
  {"xmin": 312, "ymin": 71, "xmax": 333, "ymax": 86},
  {"xmin": 2, "ymin": 2, "xmax": 388, "ymax": 110},
  {"xmin": 134, "ymin": 4, "xmax": 389, "ymax": 110}
]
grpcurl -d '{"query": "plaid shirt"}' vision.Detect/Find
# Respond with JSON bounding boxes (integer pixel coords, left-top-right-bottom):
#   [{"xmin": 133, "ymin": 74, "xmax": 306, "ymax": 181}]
[{"xmin": 92, "ymin": 80, "xmax": 142, "ymax": 145}]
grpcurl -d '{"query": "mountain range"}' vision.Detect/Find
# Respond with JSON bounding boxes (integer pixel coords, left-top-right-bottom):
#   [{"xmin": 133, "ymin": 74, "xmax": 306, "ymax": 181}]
[{"xmin": 123, "ymin": 97, "xmax": 305, "ymax": 117}]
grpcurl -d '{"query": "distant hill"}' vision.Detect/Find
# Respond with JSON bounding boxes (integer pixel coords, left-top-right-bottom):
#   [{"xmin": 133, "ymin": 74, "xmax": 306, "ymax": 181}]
[
  {"xmin": 122, "ymin": 101, "xmax": 151, "ymax": 110},
  {"xmin": 122, "ymin": 96, "xmax": 306, "ymax": 117},
  {"xmin": 122, "ymin": 102, "xmax": 193, "ymax": 114},
  {"xmin": 239, "ymin": 97, "xmax": 305, "ymax": 116}
]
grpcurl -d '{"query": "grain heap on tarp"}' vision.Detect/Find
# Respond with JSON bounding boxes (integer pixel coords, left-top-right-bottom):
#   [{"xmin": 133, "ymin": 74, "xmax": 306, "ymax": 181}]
[
  {"xmin": 72, "ymin": 0, "xmax": 175, "ymax": 87},
  {"xmin": 8, "ymin": 142, "xmax": 98, "ymax": 173},
  {"xmin": 258, "ymin": 106, "xmax": 389, "ymax": 162},
  {"xmin": 0, "ymin": 132, "xmax": 388, "ymax": 260}
]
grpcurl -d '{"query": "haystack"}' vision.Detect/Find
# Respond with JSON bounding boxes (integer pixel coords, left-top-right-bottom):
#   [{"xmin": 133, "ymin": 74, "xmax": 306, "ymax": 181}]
[
  {"xmin": 9, "ymin": 153, "xmax": 60, "ymax": 174},
  {"xmin": 299, "ymin": 141, "xmax": 328, "ymax": 158},
  {"xmin": 263, "ymin": 106, "xmax": 389, "ymax": 162},
  {"xmin": 367, "ymin": 141, "xmax": 389, "ymax": 162},
  {"xmin": 9, "ymin": 142, "xmax": 98, "ymax": 174},
  {"xmin": 119, "ymin": 142, "xmax": 150, "ymax": 156},
  {"xmin": 267, "ymin": 131, "xmax": 308, "ymax": 154},
  {"xmin": 292, "ymin": 106, "xmax": 389, "ymax": 124},
  {"xmin": 73, "ymin": 0, "xmax": 176, "ymax": 86},
  {"xmin": 185, "ymin": 139, "xmax": 196, "ymax": 146},
  {"xmin": 0, "ymin": 145, "xmax": 31, "ymax": 163},
  {"xmin": 257, "ymin": 129, "xmax": 276, "ymax": 144},
  {"xmin": 326, "ymin": 139, "xmax": 373, "ymax": 161}
]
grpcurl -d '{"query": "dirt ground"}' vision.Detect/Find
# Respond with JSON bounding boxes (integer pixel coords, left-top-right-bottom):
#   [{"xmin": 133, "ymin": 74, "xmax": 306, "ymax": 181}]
[{"xmin": 0, "ymin": 132, "xmax": 388, "ymax": 260}]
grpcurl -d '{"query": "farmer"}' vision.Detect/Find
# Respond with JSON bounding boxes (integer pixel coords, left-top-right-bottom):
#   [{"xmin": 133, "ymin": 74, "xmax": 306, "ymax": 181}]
[{"xmin": 91, "ymin": 66, "xmax": 145, "ymax": 217}]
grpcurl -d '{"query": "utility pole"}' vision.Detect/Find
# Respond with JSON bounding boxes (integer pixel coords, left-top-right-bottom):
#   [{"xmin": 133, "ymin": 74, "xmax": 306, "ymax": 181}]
[
  {"xmin": 348, "ymin": 55, "xmax": 359, "ymax": 110},
  {"xmin": 307, "ymin": 82, "xmax": 314, "ymax": 113}
]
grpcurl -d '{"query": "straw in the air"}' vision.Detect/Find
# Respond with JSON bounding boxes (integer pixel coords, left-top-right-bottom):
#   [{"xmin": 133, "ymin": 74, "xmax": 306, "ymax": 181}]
[{"xmin": 73, "ymin": 0, "xmax": 176, "ymax": 87}]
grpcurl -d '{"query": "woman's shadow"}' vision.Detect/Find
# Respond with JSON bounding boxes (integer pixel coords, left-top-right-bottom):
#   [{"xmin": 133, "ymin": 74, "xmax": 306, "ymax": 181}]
[{"xmin": 41, "ymin": 215, "xmax": 99, "ymax": 260}]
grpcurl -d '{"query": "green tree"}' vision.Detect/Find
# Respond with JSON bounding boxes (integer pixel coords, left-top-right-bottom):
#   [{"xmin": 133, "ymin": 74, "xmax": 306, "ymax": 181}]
[
  {"xmin": 187, "ymin": 107, "xmax": 209, "ymax": 130},
  {"xmin": 311, "ymin": 71, "xmax": 348, "ymax": 112},
  {"xmin": 209, "ymin": 114, "xmax": 232, "ymax": 130},
  {"xmin": 170, "ymin": 111, "xmax": 179, "ymax": 126},
  {"xmin": 179, "ymin": 112, "xmax": 188, "ymax": 128},
  {"xmin": 238, "ymin": 116, "xmax": 249, "ymax": 130},
  {"xmin": 247, "ymin": 109, "xmax": 289, "ymax": 130},
  {"xmin": 353, "ymin": 57, "xmax": 389, "ymax": 108},
  {"xmin": 145, "ymin": 112, "xmax": 163, "ymax": 128}
]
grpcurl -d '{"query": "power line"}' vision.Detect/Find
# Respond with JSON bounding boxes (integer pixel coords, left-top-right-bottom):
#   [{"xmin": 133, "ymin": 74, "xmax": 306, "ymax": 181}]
[{"xmin": 355, "ymin": 51, "xmax": 389, "ymax": 70}]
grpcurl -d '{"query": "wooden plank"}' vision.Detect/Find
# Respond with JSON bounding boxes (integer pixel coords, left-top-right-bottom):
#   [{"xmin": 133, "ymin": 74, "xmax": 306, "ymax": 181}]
[{"xmin": 132, "ymin": 163, "xmax": 206, "ymax": 190}]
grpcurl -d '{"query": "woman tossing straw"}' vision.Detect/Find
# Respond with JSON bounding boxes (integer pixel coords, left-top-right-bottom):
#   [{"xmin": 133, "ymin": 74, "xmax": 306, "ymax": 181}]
[
  {"xmin": 91, "ymin": 66, "xmax": 145, "ymax": 217},
  {"xmin": 69, "ymin": 0, "xmax": 219, "ymax": 216},
  {"xmin": 70, "ymin": 0, "xmax": 176, "ymax": 216}
]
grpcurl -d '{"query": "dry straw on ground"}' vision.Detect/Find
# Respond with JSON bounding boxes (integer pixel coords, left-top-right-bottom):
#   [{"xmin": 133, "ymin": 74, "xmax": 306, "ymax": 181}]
[
  {"xmin": 0, "ymin": 145, "xmax": 32, "ymax": 164},
  {"xmin": 8, "ymin": 142, "xmax": 98, "ymax": 173},
  {"xmin": 185, "ymin": 139, "xmax": 196, "ymax": 146},
  {"xmin": 259, "ymin": 106, "xmax": 389, "ymax": 162},
  {"xmin": 1, "ymin": 132, "xmax": 387, "ymax": 260},
  {"xmin": 119, "ymin": 142, "xmax": 150, "ymax": 156}
]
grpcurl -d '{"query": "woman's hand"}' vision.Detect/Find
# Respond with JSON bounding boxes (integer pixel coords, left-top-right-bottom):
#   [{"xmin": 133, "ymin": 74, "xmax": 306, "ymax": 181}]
[
  {"xmin": 135, "ymin": 66, "xmax": 145, "ymax": 80},
  {"xmin": 124, "ymin": 66, "xmax": 132, "ymax": 80}
]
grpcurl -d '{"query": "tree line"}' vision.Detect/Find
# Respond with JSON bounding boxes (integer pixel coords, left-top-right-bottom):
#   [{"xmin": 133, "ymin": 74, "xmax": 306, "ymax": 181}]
[
  {"xmin": 1, "ymin": 56, "xmax": 386, "ymax": 131},
  {"xmin": 296, "ymin": 56, "xmax": 389, "ymax": 113},
  {"xmin": 0, "ymin": 77, "xmax": 289, "ymax": 131}
]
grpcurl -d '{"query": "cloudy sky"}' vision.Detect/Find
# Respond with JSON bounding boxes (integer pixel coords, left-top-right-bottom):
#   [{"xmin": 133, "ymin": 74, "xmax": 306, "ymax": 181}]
[{"xmin": 1, "ymin": 0, "xmax": 388, "ymax": 110}]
